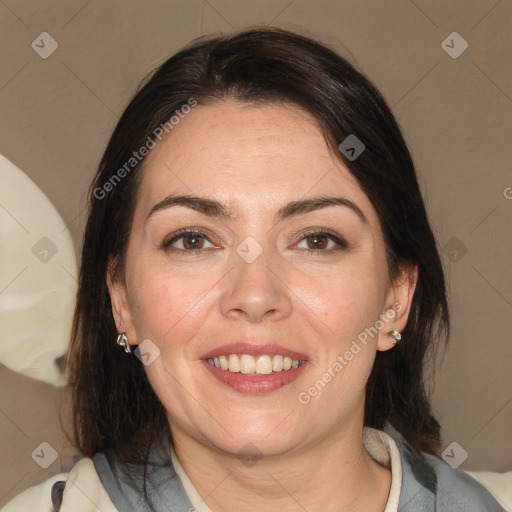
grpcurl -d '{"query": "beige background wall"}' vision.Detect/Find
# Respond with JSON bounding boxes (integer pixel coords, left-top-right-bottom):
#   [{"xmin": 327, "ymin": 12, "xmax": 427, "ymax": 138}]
[{"xmin": 1, "ymin": 0, "xmax": 511, "ymax": 505}]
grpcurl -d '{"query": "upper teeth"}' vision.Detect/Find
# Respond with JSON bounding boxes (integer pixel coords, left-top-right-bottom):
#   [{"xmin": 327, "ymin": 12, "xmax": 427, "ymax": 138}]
[{"xmin": 207, "ymin": 354, "xmax": 302, "ymax": 375}]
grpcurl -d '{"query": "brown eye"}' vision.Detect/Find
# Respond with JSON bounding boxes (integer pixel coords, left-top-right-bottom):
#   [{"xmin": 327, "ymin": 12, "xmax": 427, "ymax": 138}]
[
  {"xmin": 305, "ymin": 234, "xmax": 328, "ymax": 250},
  {"xmin": 162, "ymin": 229, "xmax": 216, "ymax": 254},
  {"xmin": 181, "ymin": 233, "xmax": 205, "ymax": 250},
  {"xmin": 295, "ymin": 229, "xmax": 347, "ymax": 253}
]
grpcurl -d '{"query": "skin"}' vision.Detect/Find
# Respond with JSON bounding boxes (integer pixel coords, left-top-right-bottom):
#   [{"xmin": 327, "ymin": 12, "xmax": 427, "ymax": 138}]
[{"xmin": 108, "ymin": 100, "xmax": 417, "ymax": 511}]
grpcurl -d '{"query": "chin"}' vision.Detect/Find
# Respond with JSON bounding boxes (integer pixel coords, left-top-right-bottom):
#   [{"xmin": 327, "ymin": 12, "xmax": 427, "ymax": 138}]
[{"xmin": 199, "ymin": 415, "xmax": 305, "ymax": 457}]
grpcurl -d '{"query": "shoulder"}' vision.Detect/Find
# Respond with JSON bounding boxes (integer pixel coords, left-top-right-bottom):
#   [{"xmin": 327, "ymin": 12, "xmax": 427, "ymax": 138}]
[
  {"xmin": 2, "ymin": 457, "xmax": 117, "ymax": 512},
  {"xmin": 397, "ymin": 441, "xmax": 506, "ymax": 512},
  {"xmin": 424, "ymin": 452, "xmax": 506, "ymax": 511}
]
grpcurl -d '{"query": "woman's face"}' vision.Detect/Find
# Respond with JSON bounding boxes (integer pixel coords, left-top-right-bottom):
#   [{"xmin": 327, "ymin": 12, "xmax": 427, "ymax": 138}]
[{"xmin": 109, "ymin": 100, "xmax": 415, "ymax": 456}]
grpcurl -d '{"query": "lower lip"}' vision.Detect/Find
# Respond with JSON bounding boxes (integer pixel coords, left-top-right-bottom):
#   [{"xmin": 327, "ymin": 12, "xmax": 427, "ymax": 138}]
[{"xmin": 202, "ymin": 360, "xmax": 309, "ymax": 395}]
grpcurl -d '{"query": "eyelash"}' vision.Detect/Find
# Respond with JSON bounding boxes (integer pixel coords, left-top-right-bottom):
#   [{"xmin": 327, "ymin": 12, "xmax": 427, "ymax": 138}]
[
  {"xmin": 161, "ymin": 228, "xmax": 216, "ymax": 256},
  {"xmin": 161, "ymin": 228, "xmax": 347, "ymax": 256}
]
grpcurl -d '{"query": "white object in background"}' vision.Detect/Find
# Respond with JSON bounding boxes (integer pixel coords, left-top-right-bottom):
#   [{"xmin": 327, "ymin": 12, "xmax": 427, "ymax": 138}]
[{"xmin": 0, "ymin": 154, "xmax": 77, "ymax": 386}]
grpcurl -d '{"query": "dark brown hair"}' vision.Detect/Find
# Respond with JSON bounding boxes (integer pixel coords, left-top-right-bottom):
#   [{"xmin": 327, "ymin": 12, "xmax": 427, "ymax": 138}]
[{"xmin": 68, "ymin": 27, "xmax": 450, "ymax": 465}]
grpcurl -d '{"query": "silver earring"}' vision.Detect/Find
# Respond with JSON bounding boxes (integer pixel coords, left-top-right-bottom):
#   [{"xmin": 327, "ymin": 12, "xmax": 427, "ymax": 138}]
[
  {"xmin": 388, "ymin": 330, "xmax": 402, "ymax": 344},
  {"xmin": 116, "ymin": 333, "xmax": 131, "ymax": 353}
]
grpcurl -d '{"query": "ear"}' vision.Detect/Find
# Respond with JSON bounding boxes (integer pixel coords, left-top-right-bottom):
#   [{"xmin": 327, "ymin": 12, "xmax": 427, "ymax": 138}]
[
  {"xmin": 377, "ymin": 262, "xmax": 418, "ymax": 351},
  {"xmin": 106, "ymin": 257, "xmax": 138, "ymax": 347}
]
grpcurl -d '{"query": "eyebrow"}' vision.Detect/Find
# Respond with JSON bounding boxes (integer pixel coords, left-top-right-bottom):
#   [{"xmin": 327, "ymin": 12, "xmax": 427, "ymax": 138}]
[{"xmin": 145, "ymin": 194, "xmax": 369, "ymax": 226}]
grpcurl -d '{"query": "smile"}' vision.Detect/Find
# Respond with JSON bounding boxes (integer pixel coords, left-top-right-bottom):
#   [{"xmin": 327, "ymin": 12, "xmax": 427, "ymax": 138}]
[
  {"xmin": 202, "ymin": 357, "xmax": 309, "ymax": 395},
  {"xmin": 206, "ymin": 354, "xmax": 305, "ymax": 375}
]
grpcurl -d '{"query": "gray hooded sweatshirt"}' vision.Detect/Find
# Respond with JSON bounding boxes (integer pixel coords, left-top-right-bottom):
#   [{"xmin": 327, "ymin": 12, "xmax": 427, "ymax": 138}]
[{"xmin": 78, "ymin": 432, "xmax": 506, "ymax": 512}]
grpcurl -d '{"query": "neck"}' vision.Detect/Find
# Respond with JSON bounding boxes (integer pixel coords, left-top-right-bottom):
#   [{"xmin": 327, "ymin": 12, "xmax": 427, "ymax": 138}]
[{"xmin": 170, "ymin": 421, "xmax": 391, "ymax": 512}]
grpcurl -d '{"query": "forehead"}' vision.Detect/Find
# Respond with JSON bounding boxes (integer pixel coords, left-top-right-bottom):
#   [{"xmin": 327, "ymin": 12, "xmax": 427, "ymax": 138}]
[{"xmin": 136, "ymin": 101, "xmax": 375, "ymax": 223}]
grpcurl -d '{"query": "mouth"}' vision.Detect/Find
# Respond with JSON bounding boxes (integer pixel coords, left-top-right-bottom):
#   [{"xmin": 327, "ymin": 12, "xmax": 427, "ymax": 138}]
[
  {"xmin": 200, "ymin": 343, "xmax": 309, "ymax": 395},
  {"xmin": 205, "ymin": 353, "xmax": 307, "ymax": 375}
]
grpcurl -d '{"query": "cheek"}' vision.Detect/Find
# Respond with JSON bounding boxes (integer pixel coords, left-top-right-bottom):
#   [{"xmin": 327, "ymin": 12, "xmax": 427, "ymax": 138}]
[
  {"xmin": 301, "ymin": 264, "xmax": 384, "ymax": 341},
  {"xmin": 127, "ymin": 263, "xmax": 218, "ymax": 346}
]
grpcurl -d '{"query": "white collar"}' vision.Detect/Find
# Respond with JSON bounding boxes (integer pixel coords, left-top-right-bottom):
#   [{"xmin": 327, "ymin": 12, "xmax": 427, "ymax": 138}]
[{"xmin": 170, "ymin": 426, "xmax": 402, "ymax": 512}]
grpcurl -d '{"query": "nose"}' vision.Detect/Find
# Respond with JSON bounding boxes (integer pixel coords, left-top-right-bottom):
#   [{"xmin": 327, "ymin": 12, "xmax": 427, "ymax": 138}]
[{"xmin": 219, "ymin": 245, "xmax": 293, "ymax": 323}]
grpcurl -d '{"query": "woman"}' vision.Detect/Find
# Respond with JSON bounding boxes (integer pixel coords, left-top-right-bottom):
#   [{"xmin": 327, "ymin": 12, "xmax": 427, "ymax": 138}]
[{"xmin": 4, "ymin": 27, "xmax": 505, "ymax": 512}]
